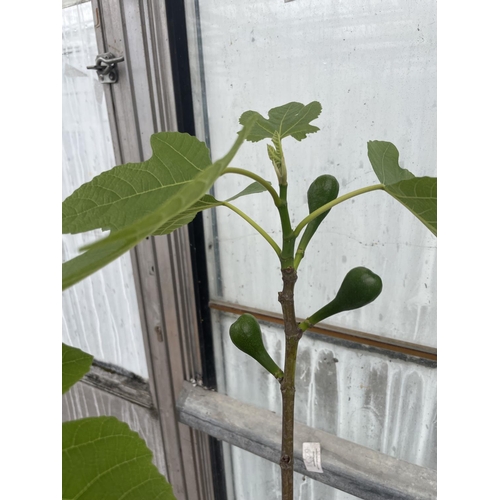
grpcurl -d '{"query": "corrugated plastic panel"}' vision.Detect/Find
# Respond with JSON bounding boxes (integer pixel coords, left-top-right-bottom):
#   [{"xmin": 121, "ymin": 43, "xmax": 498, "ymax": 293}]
[
  {"xmin": 62, "ymin": 3, "xmax": 148, "ymax": 378},
  {"xmin": 215, "ymin": 311, "xmax": 436, "ymax": 499},
  {"xmin": 185, "ymin": 0, "xmax": 437, "ymax": 498},
  {"xmin": 189, "ymin": 0, "xmax": 436, "ymax": 347}
]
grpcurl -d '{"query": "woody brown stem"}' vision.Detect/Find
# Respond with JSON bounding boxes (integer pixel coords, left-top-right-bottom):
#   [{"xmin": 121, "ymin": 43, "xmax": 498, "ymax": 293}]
[{"xmin": 279, "ymin": 267, "xmax": 302, "ymax": 500}]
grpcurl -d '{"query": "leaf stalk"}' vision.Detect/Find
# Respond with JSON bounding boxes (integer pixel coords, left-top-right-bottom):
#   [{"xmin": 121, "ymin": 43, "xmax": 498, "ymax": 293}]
[
  {"xmin": 293, "ymin": 184, "xmax": 385, "ymax": 238},
  {"xmin": 222, "ymin": 202, "xmax": 281, "ymax": 257},
  {"xmin": 223, "ymin": 167, "xmax": 283, "ymax": 207}
]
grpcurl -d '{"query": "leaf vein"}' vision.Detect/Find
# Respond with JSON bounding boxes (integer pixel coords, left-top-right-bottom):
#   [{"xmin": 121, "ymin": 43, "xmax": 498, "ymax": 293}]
[
  {"xmin": 117, "ymin": 476, "xmax": 163, "ymax": 500},
  {"xmin": 64, "ymin": 181, "xmax": 192, "ymax": 226},
  {"xmin": 107, "ymin": 173, "xmax": 140, "ymax": 193},
  {"xmin": 282, "ymin": 108, "xmax": 314, "ymax": 137},
  {"xmin": 154, "ymin": 135, "xmax": 204, "ymax": 172},
  {"xmin": 72, "ymin": 453, "xmax": 152, "ymax": 500}
]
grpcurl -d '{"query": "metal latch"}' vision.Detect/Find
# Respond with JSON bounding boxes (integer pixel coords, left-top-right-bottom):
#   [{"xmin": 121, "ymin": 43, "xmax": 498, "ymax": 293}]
[{"xmin": 87, "ymin": 52, "xmax": 124, "ymax": 84}]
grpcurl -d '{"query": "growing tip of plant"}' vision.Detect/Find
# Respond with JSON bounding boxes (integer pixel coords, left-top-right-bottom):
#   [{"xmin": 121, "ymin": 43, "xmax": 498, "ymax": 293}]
[{"xmin": 267, "ymin": 132, "xmax": 287, "ymax": 185}]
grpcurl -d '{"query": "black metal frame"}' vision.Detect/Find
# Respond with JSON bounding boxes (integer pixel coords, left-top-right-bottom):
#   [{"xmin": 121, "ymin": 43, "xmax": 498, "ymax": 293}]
[{"xmin": 163, "ymin": 1, "xmax": 228, "ymax": 497}]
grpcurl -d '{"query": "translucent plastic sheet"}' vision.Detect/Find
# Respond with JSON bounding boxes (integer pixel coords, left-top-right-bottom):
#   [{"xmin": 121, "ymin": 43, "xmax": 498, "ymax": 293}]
[
  {"xmin": 187, "ymin": 0, "xmax": 437, "ymax": 347},
  {"xmin": 62, "ymin": 3, "xmax": 148, "ymax": 377},
  {"xmin": 215, "ymin": 310, "xmax": 436, "ymax": 499},
  {"xmin": 185, "ymin": 1, "xmax": 437, "ymax": 498}
]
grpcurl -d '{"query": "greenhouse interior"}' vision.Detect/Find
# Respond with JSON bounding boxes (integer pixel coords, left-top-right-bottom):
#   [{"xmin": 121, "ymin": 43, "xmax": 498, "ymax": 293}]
[{"xmin": 61, "ymin": 1, "xmax": 439, "ymax": 499}]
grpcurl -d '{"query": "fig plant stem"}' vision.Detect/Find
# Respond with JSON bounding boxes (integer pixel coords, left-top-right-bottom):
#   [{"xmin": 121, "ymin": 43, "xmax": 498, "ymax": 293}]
[
  {"xmin": 279, "ymin": 267, "xmax": 301, "ymax": 500},
  {"xmin": 278, "ymin": 185, "xmax": 295, "ymax": 269},
  {"xmin": 277, "ymin": 181, "xmax": 301, "ymax": 500}
]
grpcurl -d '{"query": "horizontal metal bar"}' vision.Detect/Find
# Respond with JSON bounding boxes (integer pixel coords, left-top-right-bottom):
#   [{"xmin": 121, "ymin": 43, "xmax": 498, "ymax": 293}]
[
  {"xmin": 81, "ymin": 360, "xmax": 154, "ymax": 410},
  {"xmin": 209, "ymin": 300, "xmax": 437, "ymax": 362},
  {"xmin": 177, "ymin": 383, "xmax": 437, "ymax": 500}
]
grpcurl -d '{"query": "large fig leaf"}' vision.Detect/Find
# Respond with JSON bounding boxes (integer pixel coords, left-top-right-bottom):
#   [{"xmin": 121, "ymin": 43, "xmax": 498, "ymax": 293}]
[
  {"xmin": 367, "ymin": 141, "xmax": 437, "ymax": 236},
  {"xmin": 62, "ymin": 417, "xmax": 175, "ymax": 500},
  {"xmin": 62, "ymin": 343, "xmax": 93, "ymax": 394},
  {"xmin": 62, "ymin": 116, "xmax": 258, "ymax": 290},
  {"xmin": 385, "ymin": 177, "xmax": 437, "ymax": 235},
  {"xmin": 63, "ymin": 236, "xmax": 138, "ymax": 290},
  {"xmin": 63, "ymin": 132, "xmax": 211, "ymax": 234},
  {"xmin": 239, "ymin": 101, "xmax": 321, "ymax": 142},
  {"xmin": 367, "ymin": 141, "xmax": 415, "ymax": 185}
]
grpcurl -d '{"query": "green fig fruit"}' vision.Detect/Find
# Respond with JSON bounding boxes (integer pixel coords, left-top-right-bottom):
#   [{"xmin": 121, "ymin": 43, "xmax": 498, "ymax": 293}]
[
  {"xmin": 296, "ymin": 175, "xmax": 340, "ymax": 269},
  {"xmin": 305, "ymin": 267, "xmax": 383, "ymax": 327},
  {"xmin": 304, "ymin": 174, "xmax": 340, "ymax": 236},
  {"xmin": 229, "ymin": 314, "xmax": 284, "ymax": 379}
]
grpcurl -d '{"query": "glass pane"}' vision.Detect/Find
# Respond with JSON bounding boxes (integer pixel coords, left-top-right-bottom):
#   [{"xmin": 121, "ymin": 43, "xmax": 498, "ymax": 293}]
[
  {"xmin": 62, "ymin": 3, "xmax": 148, "ymax": 378},
  {"xmin": 185, "ymin": 1, "xmax": 437, "ymax": 497}
]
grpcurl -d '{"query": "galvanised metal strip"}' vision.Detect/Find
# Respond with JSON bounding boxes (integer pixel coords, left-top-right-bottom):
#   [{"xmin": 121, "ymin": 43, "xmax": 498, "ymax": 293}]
[{"xmin": 177, "ymin": 382, "xmax": 437, "ymax": 500}]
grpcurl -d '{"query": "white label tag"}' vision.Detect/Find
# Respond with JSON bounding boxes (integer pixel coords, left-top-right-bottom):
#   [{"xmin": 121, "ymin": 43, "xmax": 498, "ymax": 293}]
[{"xmin": 302, "ymin": 442, "xmax": 323, "ymax": 473}]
